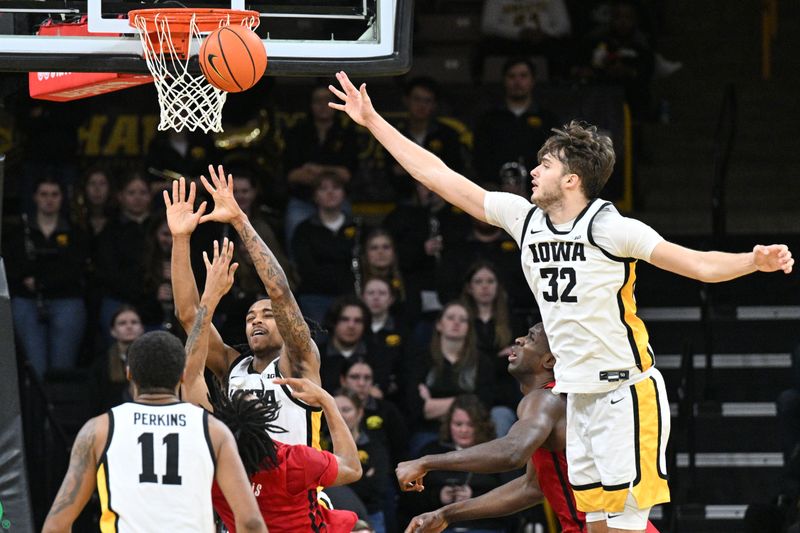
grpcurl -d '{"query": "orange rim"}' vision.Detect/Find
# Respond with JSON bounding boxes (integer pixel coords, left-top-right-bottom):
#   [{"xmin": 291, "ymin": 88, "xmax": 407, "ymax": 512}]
[{"xmin": 128, "ymin": 8, "xmax": 260, "ymax": 32}]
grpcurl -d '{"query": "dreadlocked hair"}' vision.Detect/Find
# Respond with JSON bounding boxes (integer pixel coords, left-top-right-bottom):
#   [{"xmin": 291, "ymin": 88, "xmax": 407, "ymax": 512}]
[{"xmin": 211, "ymin": 388, "xmax": 282, "ymax": 477}]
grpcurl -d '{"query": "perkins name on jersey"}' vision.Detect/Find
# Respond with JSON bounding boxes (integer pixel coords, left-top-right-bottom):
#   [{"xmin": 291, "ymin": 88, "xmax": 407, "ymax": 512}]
[{"xmin": 133, "ymin": 412, "xmax": 187, "ymax": 426}]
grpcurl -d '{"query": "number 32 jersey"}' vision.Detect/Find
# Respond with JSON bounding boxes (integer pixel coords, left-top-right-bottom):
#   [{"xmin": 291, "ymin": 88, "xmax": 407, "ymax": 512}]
[
  {"xmin": 485, "ymin": 193, "xmax": 664, "ymax": 394},
  {"xmin": 98, "ymin": 402, "xmax": 216, "ymax": 533}
]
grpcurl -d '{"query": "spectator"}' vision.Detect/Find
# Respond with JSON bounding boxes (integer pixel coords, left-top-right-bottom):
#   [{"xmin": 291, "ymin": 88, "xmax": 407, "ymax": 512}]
[
  {"xmin": 361, "ymin": 277, "xmax": 408, "ymax": 404},
  {"xmin": 361, "ymin": 228, "xmax": 407, "ymax": 316},
  {"xmin": 72, "ymin": 166, "xmax": 118, "ymax": 354},
  {"xmin": 389, "ymin": 77, "xmax": 470, "ymax": 198},
  {"xmin": 408, "ymin": 302, "xmax": 494, "ymax": 455},
  {"xmin": 332, "ymin": 389, "xmax": 392, "ymax": 533},
  {"xmin": 7, "ymin": 177, "xmax": 89, "ymax": 379},
  {"xmin": 145, "ymin": 130, "xmax": 218, "ymax": 193},
  {"xmin": 460, "ymin": 261, "xmax": 521, "ymax": 437},
  {"xmin": 340, "ymin": 356, "xmax": 409, "ymax": 531},
  {"xmin": 478, "ymin": 0, "xmax": 572, "ymax": 78},
  {"xmin": 473, "ymin": 57, "xmax": 559, "ymax": 187},
  {"xmin": 339, "ymin": 356, "xmax": 409, "ymax": 467},
  {"xmin": 282, "ymin": 85, "xmax": 359, "ymax": 246},
  {"xmin": 321, "ymin": 296, "xmax": 374, "ymax": 394},
  {"xmin": 140, "ymin": 215, "xmax": 174, "ymax": 331},
  {"xmin": 292, "ymin": 173, "xmax": 359, "ymax": 323},
  {"xmin": 94, "ymin": 171, "xmax": 152, "ymax": 343},
  {"xmin": 577, "ymin": 0, "xmax": 656, "ymax": 120},
  {"xmin": 399, "ymin": 395, "xmax": 505, "ymax": 533},
  {"xmin": 384, "ymin": 183, "xmax": 470, "ymax": 332},
  {"xmin": 352, "ymin": 519, "xmax": 375, "ymax": 533},
  {"xmin": 91, "ymin": 305, "xmax": 144, "ymax": 413},
  {"xmin": 72, "ymin": 166, "xmax": 116, "ymax": 239}
]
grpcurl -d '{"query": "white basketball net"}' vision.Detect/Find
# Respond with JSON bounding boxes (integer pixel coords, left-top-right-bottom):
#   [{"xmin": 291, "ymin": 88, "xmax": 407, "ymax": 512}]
[{"xmin": 131, "ymin": 12, "xmax": 258, "ymax": 133}]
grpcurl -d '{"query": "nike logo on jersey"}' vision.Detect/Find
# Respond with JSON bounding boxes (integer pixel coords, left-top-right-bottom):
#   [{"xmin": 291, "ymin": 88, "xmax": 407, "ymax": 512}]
[
  {"xmin": 608, "ymin": 513, "xmax": 623, "ymax": 519},
  {"xmin": 610, "ymin": 397, "xmax": 624, "ymax": 405},
  {"xmin": 528, "ymin": 241, "xmax": 586, "ymax": 263},
  {"xmin": 530, "ymin": 229, "xmax": 543, "ymax": 234}
]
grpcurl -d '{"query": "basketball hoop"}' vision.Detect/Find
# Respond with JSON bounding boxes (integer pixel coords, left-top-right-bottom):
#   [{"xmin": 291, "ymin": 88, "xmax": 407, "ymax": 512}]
[{"xmin": 128, "ymin": 8, "xmax": 260, "ymax": 133}]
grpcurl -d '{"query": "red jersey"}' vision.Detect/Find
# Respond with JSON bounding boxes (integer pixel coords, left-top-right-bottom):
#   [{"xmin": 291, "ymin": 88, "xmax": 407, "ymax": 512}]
[{"xmin": 212, "ymin": 442, "xmax": 357, "ymax": 533}]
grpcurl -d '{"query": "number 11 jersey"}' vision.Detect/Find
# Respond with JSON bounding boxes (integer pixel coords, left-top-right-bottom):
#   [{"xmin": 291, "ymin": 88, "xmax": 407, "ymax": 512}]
[{"xmin": 98, "ymin": 401, "xmax": 216, "ymax": 532}]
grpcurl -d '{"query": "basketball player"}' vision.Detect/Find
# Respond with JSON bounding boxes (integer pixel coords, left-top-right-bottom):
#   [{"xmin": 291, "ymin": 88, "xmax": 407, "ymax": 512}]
[
  {"xmin": 329, "ymin": 71, "xmax": 793, "ymax": 532},
  {"xmin": 182, "ymin": 238, "xmax": 362, "ymax": 532},
  {"xmin": 395, "ymin": 323, "xmax": 659, "ymax": 533},
  {"xmin": 41, "ymin": 330, "xmax": 266, "ymax": 533},
  {"xmin": 165, "ymin": 169, "xmax": 323, "ymax": 448}
]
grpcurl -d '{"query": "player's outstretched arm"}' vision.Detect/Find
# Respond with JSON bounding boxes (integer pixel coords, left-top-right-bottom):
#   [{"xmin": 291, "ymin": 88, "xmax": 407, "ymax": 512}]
[
  {"xmin": 650, "ymin": 241, "xmax": 793, "ymax": 282},
  {"xmin": 165, "ymin": 177, "xmax": 238, "ymax": 379},
  {"xmin": 404, "ymin": 462, "xmax": 543, "ymax": 533},
  {"xmin": 183, "ymin": 239, "xmax": 239, "ymax": 410},
  {"xmin": 274, "ymin": 377, "xmax": 362, "ymax": 485},
  {"xmin": 397, "ymin": 392, "xmax": 560, "ymax": 491},
  {"xmin": 208, "ymin": 417, "xmax": 269, "ymax": 533},
  {"xmin": 329, "ymin": 71, "xmax": 488, "ymax": 222},
  {"xmin": 42, "ymin": 416, "xmax": 106, "ymax": 533},
  {"xmin": 200, "ymin": 165, "xmax": 321, "ymax": 383}
]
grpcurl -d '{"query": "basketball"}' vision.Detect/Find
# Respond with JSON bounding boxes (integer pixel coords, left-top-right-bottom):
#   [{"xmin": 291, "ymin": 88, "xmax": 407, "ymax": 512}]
[{"xmin": 199, "ymin": 25, "xmax": 267, "ymax": 93}]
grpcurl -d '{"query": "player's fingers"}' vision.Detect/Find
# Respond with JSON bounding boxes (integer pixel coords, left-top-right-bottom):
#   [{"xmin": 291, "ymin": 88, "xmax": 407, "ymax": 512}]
[
  {"xmin": 229, "ymin": 262, "xmax": 239, "ymax": 278},
  {"xmin": 217, "ymin": 165, "xmax": 226, "ymax": 189},
  {"xmin": 199, "ymin": 175, "xmax": 214, "ymax": 194},
  {"xmin": 328, "ymin": 84, "xmax": 347, "ymax": 101},
  {"xmin": 328, "ymin": 102, "xmax": 346, "ymax": 111},
  {"xmin": 212, "ymin": 239, "xmax": 220, "ymax": 261},
  {"xmin": 337, "ymin": 71, "xmax": 358, "ymax": 95},
  {"xmin": 202, "ymin": 250, "xmax": 211, "ymax": 269},
  {"xmin": 163, "ymin": 189, "xmax": 171, "ymax": 208},
  {"xmin": 187, "ymin": 180, "xmax": 196, "ymax": 205},
  {"xmin": 179, "ymin": 176, "xmax": 186, "ymax": 201},
  {"xmin": 359, "ymin": 83, "xmax": 368, "ymax": 99},
  {"xmin": 171, "ymin": 178, "xmax": 179, "ymax": 201},
  {"xmin": 196, "ymin": 201, "xmax": 208, "ymax": 219}
]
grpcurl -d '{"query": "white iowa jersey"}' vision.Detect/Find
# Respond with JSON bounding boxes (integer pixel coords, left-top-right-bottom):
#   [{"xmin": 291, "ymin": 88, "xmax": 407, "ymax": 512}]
[
  {"xmin": 98, "ymin": 402, "xmax": 215, "ymax": 533},
  {"xmin": 228, "ymin": 355, "xmax": 322, "ymax": 448},
  {"xmin": 486, "ymin": 193, "xmax": 662, "ymax": 393}
]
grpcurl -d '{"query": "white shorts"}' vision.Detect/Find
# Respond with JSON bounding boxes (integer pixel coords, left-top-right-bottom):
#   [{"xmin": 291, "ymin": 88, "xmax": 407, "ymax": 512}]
[{"xmin": 566, "ymin": 367, "xmax": 670, "ymax": 513}]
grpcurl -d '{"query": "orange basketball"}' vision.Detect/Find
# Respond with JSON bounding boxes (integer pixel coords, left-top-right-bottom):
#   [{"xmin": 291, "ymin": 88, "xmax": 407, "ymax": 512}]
[{"xmin": 199, "ymin": 25, "xmax": 267, "ymax": 93}]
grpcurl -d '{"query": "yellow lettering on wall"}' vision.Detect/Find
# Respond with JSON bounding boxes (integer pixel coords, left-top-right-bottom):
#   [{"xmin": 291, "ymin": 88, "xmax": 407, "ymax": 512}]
[
  {"xmin": 103, "ymin": 115, "xmax": 138, "ymax": 156},
  {"xmin": 78, "ymin": 115, "xmax": 109, "ymax": 156}
]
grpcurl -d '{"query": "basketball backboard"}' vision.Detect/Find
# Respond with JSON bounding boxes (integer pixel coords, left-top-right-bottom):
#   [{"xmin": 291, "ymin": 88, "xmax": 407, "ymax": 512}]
[{"xmin": 0, "ymin": 0, "xmax": 412, "ymax": 77}]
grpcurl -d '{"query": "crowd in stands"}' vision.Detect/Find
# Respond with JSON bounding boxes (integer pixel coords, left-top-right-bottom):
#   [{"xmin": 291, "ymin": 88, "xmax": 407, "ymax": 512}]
[{"xmin": 2, "ymin": 1, "xmax": 683, "ymax": 530}]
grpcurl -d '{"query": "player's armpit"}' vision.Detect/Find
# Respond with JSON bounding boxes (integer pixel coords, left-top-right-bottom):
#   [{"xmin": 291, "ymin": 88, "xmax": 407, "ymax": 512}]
[{"xmin": 42, "ymin": 416, "xmax": 106, "ymax": 533}]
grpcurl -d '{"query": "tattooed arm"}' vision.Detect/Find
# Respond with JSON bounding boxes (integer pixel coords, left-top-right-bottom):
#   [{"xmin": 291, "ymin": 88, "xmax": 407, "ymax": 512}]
[
  {"xmin": 200, "ymin": 164, "xmax": 321, "ymax": 384},
  {"xmin": 182, "ymin": 239, "xmax": 239, "ymax": 411},
  {"xmin": 42, "ymin": 415, "xmax": 107, "ymax": 533}
]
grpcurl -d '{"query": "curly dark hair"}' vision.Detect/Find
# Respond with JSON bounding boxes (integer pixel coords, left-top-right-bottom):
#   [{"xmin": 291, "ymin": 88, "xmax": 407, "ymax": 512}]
[
  {"xmin": 537, "ymin": 120, "xmax": 616, "ymax": 199},
  {"xmin": 211, "ymin": 387, "xmax": 283, "ymax": 477}
]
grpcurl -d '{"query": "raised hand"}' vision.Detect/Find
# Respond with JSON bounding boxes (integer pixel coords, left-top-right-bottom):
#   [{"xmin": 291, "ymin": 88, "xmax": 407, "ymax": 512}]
[
  {"xmin": 404, "ymin": 510, "xmax": 448, "ymax": 533},
  {"xmin": 396, "ymin": 459, "xmax": 427, "ymax": 492},
  {"xmin": 199, "ymin": 164, "xmax": 245, "ymax": 224},
  {"xmin": 328, "ymin": 71, "xmax": 376, "ymax": 127},
  {"xmin": 201, "ymin": 238, "xmax": 239, "ymax": 307},
  {"xmin": 753, "ymin": 244, "xmax": 794, "ymax": 274},
  {"xmin": 163, "ymin": 177, "xmax": 207, "ymax": 236},
  {"xmin": 272, "ymin": 377, "xmax": 330, "ymax": 407}
]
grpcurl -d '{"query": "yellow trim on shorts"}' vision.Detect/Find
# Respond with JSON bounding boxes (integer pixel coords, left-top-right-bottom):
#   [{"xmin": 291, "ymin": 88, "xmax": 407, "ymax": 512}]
[
  {"xmin": 97, "ymin": 462, "xmax": 118, "ymax": 533},
  {"xmin": 621, "ymin": 263, "xmax": 654, "ymax": 371},
  {"xmin": 310, "ymin": 410, "xmax": 322, "ymax": 450},
  {"xmin": 631, "ymin": 377, "xmax": 670, "ymax": 508},
  {"xmin": 572, "ymin": 483, "xmax": 605, "ymax": 513}
]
